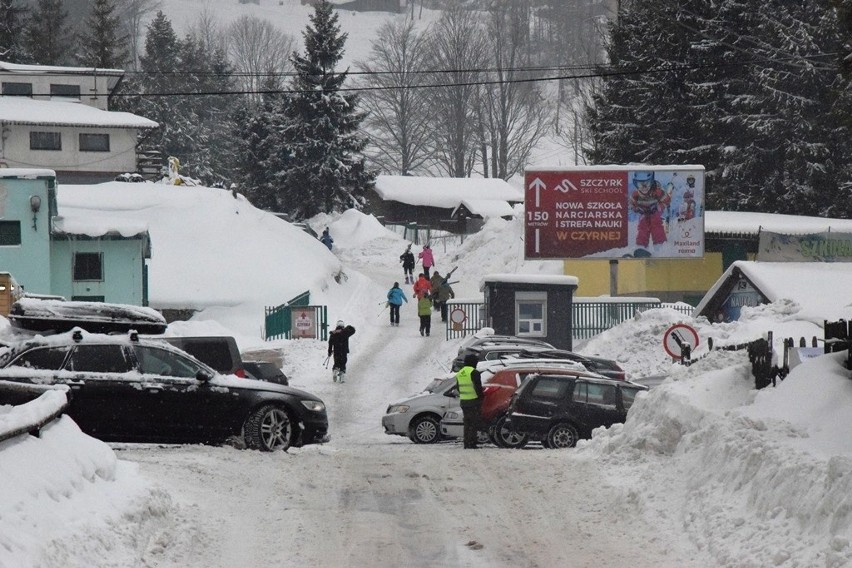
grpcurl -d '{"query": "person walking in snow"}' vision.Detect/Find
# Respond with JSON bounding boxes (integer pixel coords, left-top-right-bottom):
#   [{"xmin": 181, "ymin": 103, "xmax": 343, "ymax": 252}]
[
  {"xmin": 319, "ymin": 228, "xmax": 334, "ymax": 251},
  {"xmin": 418, "ymin": 244, "xmax": 435, "ymax": 279},
  {"xmin": 434, "ymin": 279, "xmax": 455, "ymax": 323},
  {"xmin": 386, "ymin": 282, "xmax": 408, "ymax": 326},
  {"xmin": 455, "ymin": 353, "xmax": 484, "ymax": 449},
  {"xmin": 418, "ymin": 293, "xmax": 433, "ymax": 337},
  {"xmin": 400, "ymin": 244, "xmax": 416, "ymax": 284},
  {"xmin": 328, "ymin": 320, "xmax": 356, "ymax": 382},
  {"xmin": 413, "ymin": 273, "xmax": 431, "ymax": 300}
]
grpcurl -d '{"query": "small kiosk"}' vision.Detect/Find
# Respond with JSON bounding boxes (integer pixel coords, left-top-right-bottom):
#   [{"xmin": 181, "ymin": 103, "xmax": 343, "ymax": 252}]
[{"xmin": 481, "ymin": 274, "xmax": 579, "ymax": 351}]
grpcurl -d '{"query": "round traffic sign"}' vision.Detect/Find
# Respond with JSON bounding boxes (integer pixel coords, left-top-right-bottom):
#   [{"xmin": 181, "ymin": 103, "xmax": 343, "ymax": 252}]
[
  {"xmin": 663, "ymin": 323, "xmax": 699, "ymax": 359},
  {"xmin": 450, "ymin": 308, "xmax": 467, "ymax": 324}
]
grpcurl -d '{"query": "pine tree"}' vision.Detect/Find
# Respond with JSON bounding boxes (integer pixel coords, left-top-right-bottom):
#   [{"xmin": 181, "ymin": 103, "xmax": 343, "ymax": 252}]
[
  {"xmin": 269, "ymin": 0, "xmax": 375, "ymax": 219},
  {"xmin": 76, "ymin": 0, "xmax": 129, "ymax": 68},
  {"xmin": 0, "ymin": 0, "xmax": 29, "ymax": 63},
  {"xmin": 24, "ymin": 0, "xmax": 72, "ymax": 65}
]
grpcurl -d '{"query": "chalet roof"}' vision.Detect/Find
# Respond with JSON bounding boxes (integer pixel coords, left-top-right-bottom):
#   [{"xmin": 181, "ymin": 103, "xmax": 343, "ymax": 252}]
[
  {"xmin": 695, "ymin": 260, "xmax": 852, "ymax": 322},
  {"xmin": 374, "ymin": 175, "xmax": 523, "ymax": 209},
  {"xmin": 0, "ymin": 61, "xmax": 124, "ymax": 75},
  {"xmin": 0, "ymin": 98, "xmax": 157, "ymax": 129},
  {"xmin": 452, "ymin": 199, "xmax": 515, "ymax": 219},
  {"xmin": 705, "ymin": 211, "xmax": 852, "ymax": 237}
]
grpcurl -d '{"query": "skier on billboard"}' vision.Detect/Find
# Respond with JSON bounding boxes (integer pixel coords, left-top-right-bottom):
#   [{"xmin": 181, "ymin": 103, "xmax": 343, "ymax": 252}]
[{"xmin": 630, "ymin": 171, "xmax": 671, "ymax": 255}]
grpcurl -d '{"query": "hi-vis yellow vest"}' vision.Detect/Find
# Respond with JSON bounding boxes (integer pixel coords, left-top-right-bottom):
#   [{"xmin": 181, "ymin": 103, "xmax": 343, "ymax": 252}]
[{"xmin": 455, "ymin": 367, "xmax": 478, "ymax": 401}]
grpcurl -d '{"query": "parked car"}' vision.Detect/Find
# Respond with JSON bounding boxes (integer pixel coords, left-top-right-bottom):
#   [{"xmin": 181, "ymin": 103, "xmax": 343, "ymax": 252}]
[
  {"xmin": 451, "ymin": 344, "xmax": 626, "ymax": 381},
  {"xmin": 0, "ymin": 330, "xmax": 329, "ymax": 451},
  {"xmin": 382, "ymin": 375, "xmax": 458, "ymax": 444},
  {"xmin": 161, "ymin": 336, "xmax": 247, "ymax": 378},
  {"xmin": 504, "ymin": 373, "xmax": 648, "ymax": 449},
  {"xmin": 440, "ymin": 362, "xmax": 593, "ymax": 448},
  {"xmin": 243, "ymin": 360, "xmax": 289, "ymax": 385}
]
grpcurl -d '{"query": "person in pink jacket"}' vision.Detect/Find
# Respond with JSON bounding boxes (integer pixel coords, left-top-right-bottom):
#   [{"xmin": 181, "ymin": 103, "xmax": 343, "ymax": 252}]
[{"xmin": 418, "ymin": 244, "xmax": 435, "ymax": 278}]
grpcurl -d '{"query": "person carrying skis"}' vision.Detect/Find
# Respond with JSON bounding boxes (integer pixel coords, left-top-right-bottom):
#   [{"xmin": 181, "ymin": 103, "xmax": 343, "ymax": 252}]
[
  {"xmin": 417, "ymin": 293, "xmax": 433, "ymax": 337},
  {"xmin": 386, "ymin": 282, "xmax": 408, "ymax": 327},
  {"xmin": 399, "ymin": 245, "xmax": 416, "ymax": 284},
  {"xmin": 319, "ymin": 228, "xmax": 333, "ymax": 251},
  {"xmin": 418, "ymin": 244, "xmax": 435, "ymax": 279},
  {"xmin": 413, "ymin": 273, "xmax": 431, "ymax": 300},
  {"xmin": 328, "ymin": 320, "xmax": 356, "ymax": 383}
]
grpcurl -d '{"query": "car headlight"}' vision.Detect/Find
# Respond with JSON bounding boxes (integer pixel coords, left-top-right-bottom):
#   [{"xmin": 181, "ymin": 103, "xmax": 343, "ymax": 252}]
[
  {"xmin": 301, "ymin": 400, "xmax": 325, "ymax": 412},
  {"xmin": 387, "ymin": 404, "xmax": 410, "ymax": 414},
  {"xmin": 444, "ymin": 411, "xmax": 461, "ymax": 421}
]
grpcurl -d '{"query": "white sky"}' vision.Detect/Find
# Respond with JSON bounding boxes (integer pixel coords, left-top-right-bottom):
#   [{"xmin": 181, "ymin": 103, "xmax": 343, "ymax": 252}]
[{"xmin": 1, "ymin": 179, "xmax": 851, "ymax": 567}]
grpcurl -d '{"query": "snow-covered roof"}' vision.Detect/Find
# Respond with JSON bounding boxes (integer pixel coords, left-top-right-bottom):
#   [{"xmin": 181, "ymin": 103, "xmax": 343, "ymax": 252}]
[
  {"xmin": 0, "ymin": 61, "xmax": 124, "ymax": 75},
  {"xmin": 52, "ymin": 214, "xmax": 149, "ymax": 239},
  {"xmin": 0, "ymin": 168, "xmax": 56, "ymax": 179},
  {"xmin": 452, "ymin": 199, "xmax": 515, "ymax": 219},
  {"xmin": 374, "ymin": 175, "xmax": 523, "ymax": 209},
  {"xmin": 695, "ymin": 260, "xmax": 852, "ymax": 322},
  {"xmin": 0, "ymin": 98, "xmax": 157, "ymax": 129},
  {"xmin": 480, "ymin": 273, "xmax": 579, "ymax": 290},
  {"xmin": 705, "ymin": 211, "xmax": 852, "ymax": 236}
]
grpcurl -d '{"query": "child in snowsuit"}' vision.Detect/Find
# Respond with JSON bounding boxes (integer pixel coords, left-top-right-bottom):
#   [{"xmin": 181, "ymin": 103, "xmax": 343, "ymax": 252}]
[
  {"xmin": 328, "ymin": 320, "xmax": 356, "ymax": 382},
  {"xmin": 386, "ymin": 282, "xmax": 408, "ymax": 326},
  {"xmin": 418, "ymin": 244, "xmax": 435, "ymax": 279},
  {"xmin": 400, "ymin": 245, "xmax": 416, "ymax": 284},
  {"xmin": 413, "ymin": 273, "xmax": 432, "ymax": 300},
  {"xmin": 630, "ymin": 171, "xmax": 671, "ymax": 250},
  {"xmin": 418, "ymin": 294, "xmax": 433, "ymax": 337}
]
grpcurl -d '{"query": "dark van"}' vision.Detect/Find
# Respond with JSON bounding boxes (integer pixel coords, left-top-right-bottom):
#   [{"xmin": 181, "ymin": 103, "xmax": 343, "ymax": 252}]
[{"xmin": 162, "ymin": 336, "xmax": 246, "ymax": 378}]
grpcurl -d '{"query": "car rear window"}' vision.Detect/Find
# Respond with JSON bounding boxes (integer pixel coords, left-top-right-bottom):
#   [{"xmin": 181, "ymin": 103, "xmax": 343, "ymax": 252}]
[
  {"xmin": 621, "ymin": 386, "xmax": 643, "ymax": 410},
  {"xmin": 529, "ymin": 376, "xmax": 569, "ymax": 399},
  {"xmin": 574, "ymin": 382, "xmax": 617, "ymax": 406}
]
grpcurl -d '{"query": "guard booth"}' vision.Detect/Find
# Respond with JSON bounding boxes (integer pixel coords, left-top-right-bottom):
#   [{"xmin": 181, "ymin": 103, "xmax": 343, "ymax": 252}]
[{"xmin": 481, "ymin": 274, "xmax": 578, "ymax": 351}]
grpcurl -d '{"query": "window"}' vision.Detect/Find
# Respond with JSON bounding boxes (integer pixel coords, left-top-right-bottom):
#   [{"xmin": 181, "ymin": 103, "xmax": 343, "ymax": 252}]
[
  {"xmin": 13, "ymin": 347, "xmax": 71, "ymax": 371},
  {"xmin": 73, "ymin": 252, "xmax": 103, "ymax": 281},
  {"xmin": 134, "ymin": 346, "xmax": 204, "ymax": 378},
  {"xmin": 516, "ymin": 291, "xmax": 547, "ymax": 337},
  {"xmin": 50, "ymin": 84, "xmax": 81, "ymax": 99},
  {"xmin": 621, "ymin": 387, "xmax": 642, "ymax": 410},
  {"xmin": 574, "ymin": 382, "xmax": 617, "ymax": 407},
  {"xmin": 0, "ymin": 221, "xmax": 21, "ymax": 246},
  {"xmin": 69, "ymin": 345, "xmax": 131, "ymax": 373},
  {"xmin": 2, "ymin": 82, "xmax": 32, "ymax": 96},
  {"xmin": 30, "ymin": 131, "xmax": 61, "ymax": 151},
  {"xmin": 79, "ymin": 133, "xmax": 110, "ymax": 152},
  {"xmin": 530, "ymin": 376, "xmax": 568, "ymax": 399}
]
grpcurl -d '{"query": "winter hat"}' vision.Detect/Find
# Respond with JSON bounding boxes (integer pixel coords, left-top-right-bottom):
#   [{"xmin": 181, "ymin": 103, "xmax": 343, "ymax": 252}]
[
  {"xmin": 463, "ymin": 354, "xmax": 479, "ymax": 367},
  {"xmin": 336, "ymin": 319, "xmax": 344, "ymax": 327},
  {"xmin": 393, "ymin": 282, "xmax": 399, "ymax": 287}
]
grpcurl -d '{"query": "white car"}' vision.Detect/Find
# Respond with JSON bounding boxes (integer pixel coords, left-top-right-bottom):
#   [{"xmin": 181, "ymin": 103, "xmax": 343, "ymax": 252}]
[{"xmin": 381, "ymin": 374, "xmax": 458, "ymax": 444}]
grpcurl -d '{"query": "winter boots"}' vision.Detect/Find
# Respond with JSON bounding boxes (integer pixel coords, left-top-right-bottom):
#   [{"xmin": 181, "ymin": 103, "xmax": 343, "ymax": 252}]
[{"xmin": 332, "ymin": 368, "xmax": 346, "ymax": 383}]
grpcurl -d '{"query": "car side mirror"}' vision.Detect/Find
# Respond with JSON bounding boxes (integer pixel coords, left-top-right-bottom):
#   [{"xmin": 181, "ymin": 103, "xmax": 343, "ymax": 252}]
[
  {"xmin": 196, "ymin": 370, "xmax": 213, "ymax": 382},
  {"xmin": 445, "ymin": 389, "xmax": 458, "ymax": 398}
]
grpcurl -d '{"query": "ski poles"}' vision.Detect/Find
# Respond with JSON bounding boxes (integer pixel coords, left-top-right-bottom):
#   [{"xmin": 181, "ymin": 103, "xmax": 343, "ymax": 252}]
[{"xmin": 323, "ymin": 356, "xmax": 330, "ymax": 368}]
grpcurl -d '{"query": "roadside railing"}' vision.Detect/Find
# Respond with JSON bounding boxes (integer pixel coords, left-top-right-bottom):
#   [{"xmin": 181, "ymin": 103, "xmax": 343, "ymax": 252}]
[{"xmin": 0, "ymin": 383, "xmax": 69, "ymax": 443}]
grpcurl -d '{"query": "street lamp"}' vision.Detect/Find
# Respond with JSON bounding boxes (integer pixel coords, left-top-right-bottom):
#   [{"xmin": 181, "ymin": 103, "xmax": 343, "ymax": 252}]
[{"xmin": 29, "ymin": 194, "xmax": 41, "ymax": 231}]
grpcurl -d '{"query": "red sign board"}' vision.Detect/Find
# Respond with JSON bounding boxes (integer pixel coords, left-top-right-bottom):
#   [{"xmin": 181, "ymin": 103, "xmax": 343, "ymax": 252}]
[{"xmin": 524, "ymin": 167, "xmax": 705, "ymax": 260}]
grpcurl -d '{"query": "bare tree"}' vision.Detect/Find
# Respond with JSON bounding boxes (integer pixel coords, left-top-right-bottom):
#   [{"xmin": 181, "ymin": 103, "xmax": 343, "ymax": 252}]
[
  {"xmin": 425, "ymin": 6, "xmax": 488, "ymax": 177},
  {"xmin": 226, "ymin": 15, "xmax": 295, "ymax": 105},
  {"xmin": 477, "ymin": 0, "xmax": 550, "ymax": 179},
  {"xmin": 187, "ymin": 6, "xmax": 227, "ymax": 55},
  {"xmin": 357, "ymin": 17, "xmax": 434, "ymax": 175},
  {"xmin": 117, "ymin": 0, "xmax": 161, "ymax": 70}
]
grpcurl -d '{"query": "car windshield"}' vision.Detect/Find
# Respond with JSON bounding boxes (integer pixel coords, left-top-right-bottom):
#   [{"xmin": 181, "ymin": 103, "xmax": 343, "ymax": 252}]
[{"xmin": 423, "ymin": 377, "xmax": 455, "ymax": 393}]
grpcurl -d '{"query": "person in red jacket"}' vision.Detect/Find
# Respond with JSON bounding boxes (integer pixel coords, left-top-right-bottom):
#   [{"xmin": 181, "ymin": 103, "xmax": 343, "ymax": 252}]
[
  {"xmin": 412, "ymin": 273, "xmax": 432, "ymax": 300},
  {"xmin": 630, "ymin": 171, "xmax": 671, "ymax": 251}
]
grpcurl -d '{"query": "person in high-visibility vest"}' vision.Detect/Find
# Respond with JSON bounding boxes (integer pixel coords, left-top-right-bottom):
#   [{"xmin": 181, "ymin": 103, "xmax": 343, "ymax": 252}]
[{"xmin": 455, "ymin": 354, "xmax": 484, "ymax": 449}]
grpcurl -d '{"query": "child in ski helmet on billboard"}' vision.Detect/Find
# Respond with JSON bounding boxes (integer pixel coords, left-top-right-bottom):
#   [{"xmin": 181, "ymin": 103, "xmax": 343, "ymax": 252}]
[{"xmin": 630, "ymin": 171, "xmax": 671, "ymax": 252}]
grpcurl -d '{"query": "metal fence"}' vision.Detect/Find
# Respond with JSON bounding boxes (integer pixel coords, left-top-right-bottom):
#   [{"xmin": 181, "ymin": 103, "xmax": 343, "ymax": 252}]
[
  {"xmin": 443, "ymin": 298, "xmax": 695, "ymax": 341},
  {"xmin": 264, "ymin": 291, "xmax": 329, "ymax": 341}
]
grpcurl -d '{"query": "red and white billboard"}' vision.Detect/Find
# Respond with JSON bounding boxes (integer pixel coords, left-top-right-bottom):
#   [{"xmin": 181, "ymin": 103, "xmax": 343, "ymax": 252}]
[{"xmin": 524, "ymin": 166, "xmax": 705, "ymax": 260}]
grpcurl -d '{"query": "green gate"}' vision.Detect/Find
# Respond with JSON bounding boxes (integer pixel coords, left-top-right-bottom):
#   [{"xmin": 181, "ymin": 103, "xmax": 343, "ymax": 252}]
[{"xmin": 264, "ymin": 291, "xmax": 328, "ymax": 341}]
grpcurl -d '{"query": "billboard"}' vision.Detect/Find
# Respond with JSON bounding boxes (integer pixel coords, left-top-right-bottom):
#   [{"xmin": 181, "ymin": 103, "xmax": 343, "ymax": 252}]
[{"xmin": 524, "ymin": 166, "xmax": 705, "ymax": 260}]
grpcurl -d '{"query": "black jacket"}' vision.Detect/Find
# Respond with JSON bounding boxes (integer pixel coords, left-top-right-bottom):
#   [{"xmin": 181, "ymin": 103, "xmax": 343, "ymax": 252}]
[
  {"xmin": 328, "ymin": 325, "xmax": 356, "ymax": 356},
  {"xmin": 400, "ymin": 251, "xmax": 415, "ymax": 269}
]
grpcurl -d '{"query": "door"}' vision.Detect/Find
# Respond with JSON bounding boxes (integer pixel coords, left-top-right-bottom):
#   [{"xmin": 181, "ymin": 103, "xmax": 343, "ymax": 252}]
[
  {"xmin": 514, "ymin": 375, "xmax": 572, "ymax": 434},
  {"xmin": 571, "ymin": 381, "xmax": 622, "ymax": 434}
]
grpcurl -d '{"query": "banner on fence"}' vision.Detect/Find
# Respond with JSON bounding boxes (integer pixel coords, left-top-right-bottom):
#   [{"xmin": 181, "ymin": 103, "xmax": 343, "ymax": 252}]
[
  {"xmin": 758, "ymin": 231, "xmax": 852, "ymax": 262},
  {"xmin": 291, "ymin": 307, "xmax": 318, "ymax": 339}
]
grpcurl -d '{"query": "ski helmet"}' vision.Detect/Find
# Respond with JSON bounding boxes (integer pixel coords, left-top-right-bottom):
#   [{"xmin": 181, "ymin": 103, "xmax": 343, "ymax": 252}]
[{"xmin": 633, "ymin": 171, "xmax": 654, "ymax": 185}]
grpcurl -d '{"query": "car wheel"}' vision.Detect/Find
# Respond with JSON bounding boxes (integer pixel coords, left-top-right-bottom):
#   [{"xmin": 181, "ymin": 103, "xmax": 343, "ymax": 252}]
[
  {"xmin": 492, "ymin": 415, "xmax": 528, "ymax": 449},
  {"xmin": 546, "ymin": 423, "xmax": 578, "ymax": 449},
  {"xmin": 408, "ymin": 414, "xmax": 441, "ymax": 444},
  {"xmin": 476, "ymin": 429, "xmax": 491, "ymax": 446},
  {"xmin": 244, "ymin": 405, "xmax": 292, "ymax": 451}
]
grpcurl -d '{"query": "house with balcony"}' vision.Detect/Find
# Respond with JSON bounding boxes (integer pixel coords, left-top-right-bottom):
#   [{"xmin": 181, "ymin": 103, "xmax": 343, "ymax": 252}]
[{"xmin": 0, "ymin": 61, "xmax": 158, "ymax": 184}]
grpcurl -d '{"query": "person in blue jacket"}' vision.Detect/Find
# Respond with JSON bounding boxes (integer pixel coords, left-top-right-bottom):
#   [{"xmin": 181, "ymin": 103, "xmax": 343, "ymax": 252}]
[
  {"xmin": 386, "ymin": 282, "xmax": 408, "ymax": 327},
  {"xmin": 319, "ymin": 228, "xmax": 333, "ymax": 251}
]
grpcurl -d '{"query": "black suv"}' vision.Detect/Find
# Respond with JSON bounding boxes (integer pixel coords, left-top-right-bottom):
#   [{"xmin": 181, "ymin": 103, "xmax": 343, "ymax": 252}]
[
  {"xmin": 0, "ymin": 330, "xmax": 328, "ymax": 451},
  {"xmin": 504, "ymin": 373, "xmax": 647, "ymax": 449}
]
